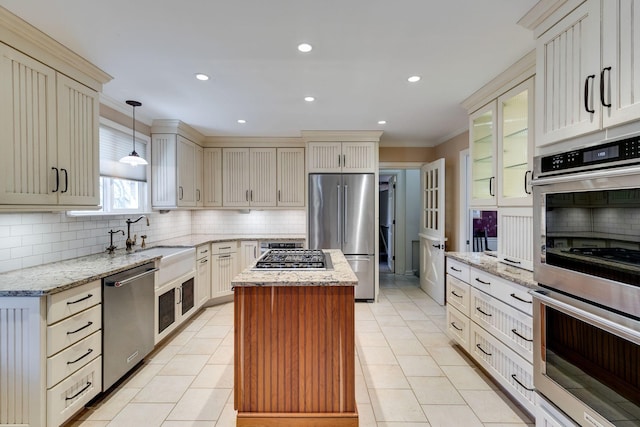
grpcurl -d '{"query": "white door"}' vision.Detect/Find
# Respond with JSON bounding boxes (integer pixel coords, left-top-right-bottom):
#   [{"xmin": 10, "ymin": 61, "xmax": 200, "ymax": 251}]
[
  {"xmin": 387, "ymin": 176, "xmax": 396, "ymax": 272},
  {"xmin": 419, "ymin": 158, "xmax": 446, "ymax": 305}
]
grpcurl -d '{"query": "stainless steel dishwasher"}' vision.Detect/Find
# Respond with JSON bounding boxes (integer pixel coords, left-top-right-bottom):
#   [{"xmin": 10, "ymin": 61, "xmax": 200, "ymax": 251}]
[{"xmin": 102, "ymin": 262, "xmax": 157, "ymax": 391}]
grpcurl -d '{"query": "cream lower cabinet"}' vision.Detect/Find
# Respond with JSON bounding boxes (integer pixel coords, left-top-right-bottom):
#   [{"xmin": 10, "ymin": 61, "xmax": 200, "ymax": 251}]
[
  {"xmin": 211, "ymin": 242, "xmax": 238, "ymax": 299},
  {"xmin": 0, "ymin": 43, "xmax": 100, "ymax": 209},
  {"xmin": 445, "ymin": 257, "xmax": 535, "ymax": 416},
  {"xmin": 536, "ymin": 393, "xmax": 579, "ymax": 427},
  {"xmin": 222, "ymin": 148, "xmax": 277, "ymax": 207},
  {"xmin": 240, "ymin": 241, "xmax": 259, "ymax": 269},
  {"xmin": 0, "ymin": 280, "xmax": 103, "ymax": 427},
  {"xmin": 196, "ymin": 244, "xmax": 211, "ymax": 308}
]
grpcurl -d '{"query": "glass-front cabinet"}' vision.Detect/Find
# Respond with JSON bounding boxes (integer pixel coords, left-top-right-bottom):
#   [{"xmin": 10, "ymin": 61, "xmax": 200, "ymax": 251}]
[
  {"xmin": 470, "ymin": 102, "xmax": 497, "ymax": 206},
  {"xmin": 469, "ymin": 77, "xmax": 534, "ymax": 208},
  {"xmin": 497, "ymin": 78, "xmax": 534, "ymax": 206}
]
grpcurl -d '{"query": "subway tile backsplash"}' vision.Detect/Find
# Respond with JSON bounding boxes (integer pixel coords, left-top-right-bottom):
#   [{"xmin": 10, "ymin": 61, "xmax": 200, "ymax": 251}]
[{"xmin": 0, "ymin": 209, "xmax": 306, "ymax": 274}]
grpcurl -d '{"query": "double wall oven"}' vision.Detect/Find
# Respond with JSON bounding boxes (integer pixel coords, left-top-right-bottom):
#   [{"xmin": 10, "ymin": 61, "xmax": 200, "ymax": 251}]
[{"xmin": 532, "ymin": 135, "xmax": 640, "ymax": 426}]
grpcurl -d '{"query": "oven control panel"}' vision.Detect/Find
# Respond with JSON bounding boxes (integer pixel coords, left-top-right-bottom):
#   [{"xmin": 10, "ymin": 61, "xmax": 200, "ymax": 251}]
[{"xmin": 539, "ymin": 135, "xmax": 640, "ymax": 174}]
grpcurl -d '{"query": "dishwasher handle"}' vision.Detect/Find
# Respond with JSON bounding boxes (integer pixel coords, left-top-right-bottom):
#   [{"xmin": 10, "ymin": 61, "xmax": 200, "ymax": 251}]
[{"xmin": 105, "ymin": 267, "xmax": 158, "ymax": 288}]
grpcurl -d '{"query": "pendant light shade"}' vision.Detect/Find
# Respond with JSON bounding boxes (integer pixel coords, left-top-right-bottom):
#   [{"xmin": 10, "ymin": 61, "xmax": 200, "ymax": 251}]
[{"xmin": 119, "ymin": 100, "xmax": 148, "ymax": 166}]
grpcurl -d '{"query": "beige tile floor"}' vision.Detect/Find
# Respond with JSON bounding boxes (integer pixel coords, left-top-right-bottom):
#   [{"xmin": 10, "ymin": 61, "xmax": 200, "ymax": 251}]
[{"xmin": 67, "ymin": 272, "xmax": 534, "ymax": 427}]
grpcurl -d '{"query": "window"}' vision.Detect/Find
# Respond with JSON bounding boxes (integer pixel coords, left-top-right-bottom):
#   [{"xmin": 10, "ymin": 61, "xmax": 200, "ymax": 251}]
[{"xmin": 69, "ymin": 118, "xmax": 150, "ymax": 215}]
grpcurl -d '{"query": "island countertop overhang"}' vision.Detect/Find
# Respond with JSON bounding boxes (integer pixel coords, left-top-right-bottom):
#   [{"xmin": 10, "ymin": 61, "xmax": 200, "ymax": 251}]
[{"xmin": 231, "ymin": 249, "xmax": 358, "ymax": 287}]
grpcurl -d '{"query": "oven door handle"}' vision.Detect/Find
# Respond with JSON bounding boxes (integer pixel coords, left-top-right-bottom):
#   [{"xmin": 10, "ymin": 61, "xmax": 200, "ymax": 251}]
[
  {"xmin": 532, "ymin": 165, "xmax": 640, "ymax": 186},
  {"xmin": 531, "ymin": 290, "xmax": 640, "ymax": 344}
]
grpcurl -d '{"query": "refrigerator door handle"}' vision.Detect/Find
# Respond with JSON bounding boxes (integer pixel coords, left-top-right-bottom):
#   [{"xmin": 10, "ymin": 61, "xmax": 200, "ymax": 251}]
[
  {"xmin": 343, "ymin": 184, "xmax": 348, "ymax": 244},
  {"xmin": 337, "ymin": 184, "xmax": 341, "ymax": 243}
]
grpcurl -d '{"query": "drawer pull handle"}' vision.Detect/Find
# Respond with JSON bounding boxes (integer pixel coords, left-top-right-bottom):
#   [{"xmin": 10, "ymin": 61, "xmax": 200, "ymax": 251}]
[
  {"xmin": 511, "ymin": 374, "xmax": 534, "ymax": 392},
  {"xmin": 450, "ymin": 266, "xmax": 462, "ymax": 272},
  {"xmin": 476, "ymin": 344, "xmax": 492, "ymax": 356},
  {"xmin": 220, "ymin": 246, "xmax": 231, "ymax": 250},
  {"xmin": 201, "ymin": 249, "xmax": 208, "ymax": 254},
  {"xmin": 65, "ymin": 381, "xmax": 92, "ymax": 400},
  {"xmin": 67, "ymin": 348, "xmax": 94, "ymax": 365},
  {"xmin": 67, "ymin": 321, "xmax": 93, "ymax": 335},
  {"xmin": 475, "ymin": 278, "xmax": 490, "ymax": 285},
  {"xmin": 504, "ymin": 258, "xmax": 521, "ymax": 265},
  {"xmin": 450, "ymin": 290, "xmax": 463, "ymax": 299},
  {"xmin": 219, "ymin": 254, "xmax": 231, "ymax": 259},
  {"xmin": 200, "ymin": 259, "xmax": 208, "ymax": 264},
  {"xmin": 67, "ymin": 294, "xmax": 93, "ymax": 305},
  {"xmin": 510, "ymin": 293, "xmax": 532, "ymax": 304},
  {"xmin": 476, "ymin": 307, "xmax": 492, "ymax": 317},
  {"xmin": 511, "ymin": 329, "xmax": 533, "ymax": 342},
  {"xmin": 450, "ymin": 322, "xmax": 463, "ymax": 331}
]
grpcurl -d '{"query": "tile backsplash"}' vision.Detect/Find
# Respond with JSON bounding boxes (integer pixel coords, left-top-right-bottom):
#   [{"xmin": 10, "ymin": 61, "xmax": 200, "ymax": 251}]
[{"xmin": 0, "ymin": 209, "xmax": 306, "ymax": 273}]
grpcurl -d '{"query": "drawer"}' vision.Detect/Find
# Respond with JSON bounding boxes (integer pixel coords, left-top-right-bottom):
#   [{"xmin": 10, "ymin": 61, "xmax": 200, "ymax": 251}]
[
  {"xmin": 470, "ymin": 288, "xmax": 533, "ymax": 362},
  {"xmin": 47, "ymin": 331, "xmax": 102, "ymax": 388},
  {"xmin": 47, "ymin": 280, "xmax": 101, "ymax": 325},
  {"xmin": 211, "ymin": 241, "xmax": 237, "ymax": 255},
  {"xmin": 196, "ymin": 243, "xmax": 210, "ymax": 260},
  {"xmin": 469, "ymin": 323, "xmax": 535, "ymax": 415},
  {"xmin": 446, "ymin": 306, "xmax": 470, "ymax": 352},
  {"xmin": 446, "ymin": 258, "xmax": 469, "ymax": 283},
  {"xmin": 446, "ymin": 275, "xmax": 470, "ymax": 316},
  {"xmin": 47, "ymin": 304, "xmax": 101, "ymax": 357},
  {"xmin": 469, "ymin": 268, "xmax": 533, "ymax": 315},
  {"xmin": 47, "ymin": 356, "xmax": 102, "ymax": 427}
]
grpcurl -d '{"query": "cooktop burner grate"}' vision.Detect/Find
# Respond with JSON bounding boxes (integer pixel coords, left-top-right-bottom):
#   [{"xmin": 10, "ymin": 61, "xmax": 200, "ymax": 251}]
[{"xmin": 254, "ymin": 249, "xmax": 327, "ymax": 269}]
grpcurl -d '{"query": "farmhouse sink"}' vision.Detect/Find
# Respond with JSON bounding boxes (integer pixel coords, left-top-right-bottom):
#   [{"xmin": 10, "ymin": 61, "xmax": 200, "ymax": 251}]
[{"xmin": 139, "ymin": 246, "xmax": 195, "ymax": 286}]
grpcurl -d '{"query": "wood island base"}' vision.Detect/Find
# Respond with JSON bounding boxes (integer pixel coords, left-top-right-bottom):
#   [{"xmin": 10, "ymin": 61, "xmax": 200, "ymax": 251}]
[{"xmin": 234, "ymin": 284, "xmax": 358, "ymax": 427}]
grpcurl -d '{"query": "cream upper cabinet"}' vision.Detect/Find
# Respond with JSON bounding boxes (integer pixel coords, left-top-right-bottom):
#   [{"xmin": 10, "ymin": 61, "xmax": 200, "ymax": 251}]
[
  {"xmin": 536, "ymin": 0, "xmax": 640, "ymax": 147},
  {"xmin": 276, "ymin": 147, "xmax": 305, "ymax": 207},
  {"xmin": 469, "ymin": 102, "xmax": 497, "ymax": 207},
  {"xmin": 222, "ymin": 148, "xmax": 276, "ymax": 207},
  {"xmin": 195, "ymin": 144, "xmax": 204, "ymax": 208},
  {"xmin": 307, "ymin": 142, "xmax": 376, "ymax": 173},
  {"xmin": 497, "ymin": 78, "xmax": 534, "ymax": 207},
  {"xmin": 151, "ymin": 133, "xmax": 201, "ymax": 209},
  {"xmin": 203, "ymin": 147, "xmax": 222, "ymax": 207},
  {"xmin": 0, "ymin": 44, "xmax": 100, "ymax": 208},
  {"xmin": 469, "ymin": 77, "xmax": 534, "ymax": 208}
]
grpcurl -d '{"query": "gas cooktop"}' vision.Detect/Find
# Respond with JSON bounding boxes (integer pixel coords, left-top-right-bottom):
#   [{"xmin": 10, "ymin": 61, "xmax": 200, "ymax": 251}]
[{"xmin": 253, "ymin": 249, "xmax": 332, "ymax": 270}]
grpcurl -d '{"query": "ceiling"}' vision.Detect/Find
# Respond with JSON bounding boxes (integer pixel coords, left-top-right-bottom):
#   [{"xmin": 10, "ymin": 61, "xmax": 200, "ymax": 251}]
[{"xmin": 0, "ymin": 0, "xmax": 538, "ymax": 147}]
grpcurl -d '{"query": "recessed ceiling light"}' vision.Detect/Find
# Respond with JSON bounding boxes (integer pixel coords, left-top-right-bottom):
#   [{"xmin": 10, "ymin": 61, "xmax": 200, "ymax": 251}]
[
  {"xmin": 195, "ymin": 73, "xmax": 210, "ymax": 81},
  {"xmin": 304, "ymin": 96, "xmax": 315, "ymax": 102},
  {"xmin": 237, "ymin": 119, "xmax": 246, "ymax": 124},
  {"xmin": 298, "ymin": 43, "xmax": 313, "ymax": 53},
  {"xmin": 407, "ymin": 75, "xmax": 421, "ymax": 83},
  {"xmin": 378, "ymin": 120, "xmax": 387, "ymax": 125}
]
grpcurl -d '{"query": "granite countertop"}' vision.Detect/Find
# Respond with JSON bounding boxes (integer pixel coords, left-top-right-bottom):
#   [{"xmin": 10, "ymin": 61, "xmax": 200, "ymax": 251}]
[
  {"xmin": 0, "ymin": 250, "xmax": 163, "ymax": 297},
  {"xmin": 445, "ymin": 252, "xmax": 538, "ymax": 289},
  {"xmin": 232, "ymin": 249, "xmax": 358, "ymax": 287},
  {"xmin": 0, "ymin": 234, "xmax": 307, "ymax": 297}
]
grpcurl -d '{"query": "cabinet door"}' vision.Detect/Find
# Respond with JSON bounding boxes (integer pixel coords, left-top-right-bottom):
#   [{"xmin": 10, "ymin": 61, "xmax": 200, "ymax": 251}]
[
  {"xmin": 240, "ymin": 241, "xmax": 259, "ymax": 269},
  {"xmin": 602, "ymin": 0, "xmax": 640, "ymax": 128},
  {"xmin": 195, "ymin": 144, "xmax": 204, "ymax": 207},
  {"xmin": 307, "ymin": 142, "xmax": 342, "ymax": 172},
  {"xmin": 249, "ymin": 148, "xmax": 276, "ymax": 207},
  {"xmin": 56, "ymin": 74, "xmax": 100, "ymax": 206},
  {"xmin": 277, "ymin": 147, "xmax": 305, "ymax": 207},
  {"xmin": 212, "ymin": 253, "xmax": 236, "ymax": 297},
  {"xmin": 497, "ymin": 207, "xmax": 533, "ymax": 271},
  {"xmin": 196, "ymin": 256, "xmax": 211, "ymax": 307},
  {"xmin": 222, "ymin": 148, "xmax": 250, "ymax": 207},
  {"xmin": 0, "ymin": 43, "xmax": 58, "ymax": 205},
  {"xmin": 341, "ymin": 142, "xmax": 376, "ymax": 172},
  {"xmin": 469, "ymin": 101, "xmax": 497, "ymax": 206},
  {"xmin": 177, "ymin": 136, "xmax": 196, "ymax": 207},
  {"xmin": 535, "ymin": 0, "xmax": 601, "ymax": 147},
  {"xmin": 151, "ymin": 133, "xmax": 178, "ymax": 208},
  {"xmin": 203, "ymin": 147, "xmax": 222, "ymax": 207},
  {"xmin": 497, "ymin": 78, "xmax": 534, "ymax": 207}
]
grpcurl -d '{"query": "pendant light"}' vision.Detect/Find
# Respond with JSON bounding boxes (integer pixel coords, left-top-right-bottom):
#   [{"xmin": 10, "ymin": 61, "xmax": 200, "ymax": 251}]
[{"xmin": 119, "ymin": 100, "xmax": 147, "ymax": 166}]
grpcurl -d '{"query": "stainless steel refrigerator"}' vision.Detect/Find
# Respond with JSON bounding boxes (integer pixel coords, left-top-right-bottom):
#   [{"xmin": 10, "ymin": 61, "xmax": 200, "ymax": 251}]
[{"xmin": 308, "ymin": 173, "xmax": 375, "ymax": 300}]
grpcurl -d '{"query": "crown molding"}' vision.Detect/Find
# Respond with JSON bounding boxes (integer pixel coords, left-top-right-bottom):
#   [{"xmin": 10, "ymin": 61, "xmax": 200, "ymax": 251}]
[
  {"xmin": 151, "ymin": 119, "xmax": 205, "ymax": 144},
  {"xmin": 203, "ymin": 136, "xmax": 304, "ymax": 148},
  {"xmin": 518, "ymin": 0, "xmax": 584, "ymax": 38},
  {"xmin": 461, "ymin": 50, "xmax": 535, "ymax": 114},
  {"xmin": 0, "ymin": 6, "xmax": 112, "ymax": 91},
  {"xmin": 300, "ymin": 130, "xmax": 383, "ymax": 143}
]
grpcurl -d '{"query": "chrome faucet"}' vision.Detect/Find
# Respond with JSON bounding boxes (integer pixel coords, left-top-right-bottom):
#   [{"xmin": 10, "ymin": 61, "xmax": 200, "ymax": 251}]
[
  {"xmin": 125, "ymin": 215, "xmax": 150, "ymax": 252},
  {"xmin": 107, "ymin": 229, "xmax": 125, "ymax": 254}
]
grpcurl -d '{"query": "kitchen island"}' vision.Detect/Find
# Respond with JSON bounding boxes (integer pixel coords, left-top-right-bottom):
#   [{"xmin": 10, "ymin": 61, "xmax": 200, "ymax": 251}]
[{"xmin": 232, "ymin": 249, "xmax": 359, "ymax": 427}]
